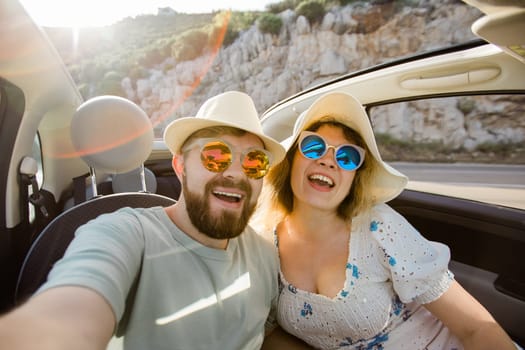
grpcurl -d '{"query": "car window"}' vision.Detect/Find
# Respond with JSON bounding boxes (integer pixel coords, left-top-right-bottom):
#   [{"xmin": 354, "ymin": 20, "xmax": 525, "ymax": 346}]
[{"xmin": 369, "ymin": 94, "xmax": 525, "ymax": 209}]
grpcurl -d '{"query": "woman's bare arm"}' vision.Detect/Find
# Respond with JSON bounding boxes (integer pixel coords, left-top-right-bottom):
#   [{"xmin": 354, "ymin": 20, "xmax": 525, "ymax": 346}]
[{"xmin": 424, "ymin": 280, "xmax": 516, "ymax": 350}]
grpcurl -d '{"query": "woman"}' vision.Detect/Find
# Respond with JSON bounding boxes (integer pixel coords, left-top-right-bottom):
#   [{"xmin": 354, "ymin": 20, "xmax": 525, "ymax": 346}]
[{"xmin": 259, "ymin": 92, "xmax": 517, "ymax": 349}]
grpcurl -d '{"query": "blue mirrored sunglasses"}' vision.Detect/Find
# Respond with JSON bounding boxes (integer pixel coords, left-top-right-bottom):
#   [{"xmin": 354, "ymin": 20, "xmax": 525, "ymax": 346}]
[{"xmin": 298, "ymin": 131, "xmax": 365, "ymax": 171}]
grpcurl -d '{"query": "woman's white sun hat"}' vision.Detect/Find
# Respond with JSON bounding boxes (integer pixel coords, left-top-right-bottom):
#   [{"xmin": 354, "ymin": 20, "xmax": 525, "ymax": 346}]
[
  {"xmin": 288, "ymin": 91, "xmax": 408, "ymax": 204},
  {"xmin": 163, "ymin": 91, "xmax": 285, "ymax": 165}
]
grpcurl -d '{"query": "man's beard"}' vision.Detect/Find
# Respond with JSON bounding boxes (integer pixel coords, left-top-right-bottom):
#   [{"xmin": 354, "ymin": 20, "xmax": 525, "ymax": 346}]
[{"xmin": 183, "ymin": 175, "xmax": 257, "ymax": 240}]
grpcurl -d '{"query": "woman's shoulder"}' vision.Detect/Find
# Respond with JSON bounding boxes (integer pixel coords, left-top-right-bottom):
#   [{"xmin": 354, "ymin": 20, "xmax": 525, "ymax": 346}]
[
  {"xmin": 369, "ymin": 202, "xmax": 401, "ymax": 217},
  {"xmin": 355, "ymin": 203, "xmax": 409, "ymax": 231},
  {"xmin": 356, "ymin": 203, "xmax": 429, "ymax": 252}
]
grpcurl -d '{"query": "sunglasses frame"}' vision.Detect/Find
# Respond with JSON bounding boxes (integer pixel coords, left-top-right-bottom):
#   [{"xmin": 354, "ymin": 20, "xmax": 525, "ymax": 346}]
[
  {"xmin": 182, "ymin": 138, "xmax": 272, "ymax": 179},
  {"xmin": 297, "ymin": 131, "xmax": 366, "ymax": 171}
]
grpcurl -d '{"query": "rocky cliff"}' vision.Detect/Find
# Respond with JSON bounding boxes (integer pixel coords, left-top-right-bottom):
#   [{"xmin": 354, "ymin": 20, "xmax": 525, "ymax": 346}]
[{"xmin": 120, "ymin": 0, "xmax": 524, "ymax": 152}]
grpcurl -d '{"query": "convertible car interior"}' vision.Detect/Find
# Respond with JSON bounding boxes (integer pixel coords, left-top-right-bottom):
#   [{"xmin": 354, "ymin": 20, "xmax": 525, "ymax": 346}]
[{"xmin": 0, "ymin": 0, "xmax": 524, "ymax": 348}]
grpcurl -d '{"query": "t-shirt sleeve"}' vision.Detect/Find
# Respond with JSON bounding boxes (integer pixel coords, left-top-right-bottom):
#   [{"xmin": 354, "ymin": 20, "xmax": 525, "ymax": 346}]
[
  {"xmin": 368, "ymin": 204, "xmax": 454, "ymax": 304},
  {"xmin": 264, "ymin": 247, "xmax": 280, "ymax": 334},
  {"xmin": 36, "ymin": 207, "xmax": 145, "ymax": 323},
  {"xmin": 253, "ymin": 227, "xmax": 280, "ymax": 334},
  {"xmin": 265, "ymin": 287, "xmax": 279, "ymax": 334}
]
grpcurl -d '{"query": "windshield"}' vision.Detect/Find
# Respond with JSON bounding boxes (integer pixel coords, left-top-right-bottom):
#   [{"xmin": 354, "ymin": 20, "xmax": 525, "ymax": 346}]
[
  {"xmin": 19, "ymin": 0, "xmax": 524, "ymax": 210},
  {"xmin": 22, "ymin": 0, "xmax": 484, "ymax": 138}
]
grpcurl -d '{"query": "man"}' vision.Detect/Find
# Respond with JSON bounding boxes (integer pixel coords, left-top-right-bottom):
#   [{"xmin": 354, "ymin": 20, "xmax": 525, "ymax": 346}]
[{"xmin": 0, "ymin": 91, "xmax": 286, "ymax": 349}]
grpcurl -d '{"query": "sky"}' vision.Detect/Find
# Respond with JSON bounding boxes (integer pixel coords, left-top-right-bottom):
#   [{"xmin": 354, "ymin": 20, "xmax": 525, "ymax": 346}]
[{"xmin": 19, "ymin": 0, "xmax": 277, "ymax": 27}]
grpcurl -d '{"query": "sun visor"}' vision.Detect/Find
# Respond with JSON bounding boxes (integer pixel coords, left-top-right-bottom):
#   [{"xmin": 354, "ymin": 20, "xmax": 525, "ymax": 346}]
[{"xmin": 471, "ymin": 9, "xmax": 525, "ymax": 63}]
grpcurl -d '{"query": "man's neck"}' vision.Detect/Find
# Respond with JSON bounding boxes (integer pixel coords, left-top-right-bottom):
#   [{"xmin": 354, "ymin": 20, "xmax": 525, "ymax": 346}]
[{"xmin": 164, "ymin": 202, "xmax": 229, "ymax": 250}]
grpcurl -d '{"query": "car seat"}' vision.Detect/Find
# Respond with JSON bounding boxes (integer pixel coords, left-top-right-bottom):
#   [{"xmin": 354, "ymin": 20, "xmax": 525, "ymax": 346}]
[
  {"xmin": 65, "ymin": 95, "xmax": 158, "ymax": 206},
  {"xmin": 14, "ymin": 96, "xmax": 176, "ymax": 304}
]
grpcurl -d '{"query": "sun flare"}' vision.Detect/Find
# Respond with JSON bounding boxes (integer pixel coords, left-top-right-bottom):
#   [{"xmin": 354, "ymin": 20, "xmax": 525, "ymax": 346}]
[
  {"xmin": 19, "ymin": 0, "xmax": 273, "ymax": 28},
  {"xmin": 19, "ymin": 0, "xmax": 143, "ymax": 27}
]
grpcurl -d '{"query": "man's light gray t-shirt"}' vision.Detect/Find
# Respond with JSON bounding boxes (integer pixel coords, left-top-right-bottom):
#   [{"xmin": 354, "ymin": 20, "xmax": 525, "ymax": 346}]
[{"xmin": 39, "ymin": 206, "xmax": 279, "ymax": 350}]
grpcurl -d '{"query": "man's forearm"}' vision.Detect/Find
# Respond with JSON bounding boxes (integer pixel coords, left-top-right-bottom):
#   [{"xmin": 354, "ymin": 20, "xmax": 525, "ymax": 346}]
[{"xmin": 0, "ymin": 287, "xmax": 115, "ymax": 350}]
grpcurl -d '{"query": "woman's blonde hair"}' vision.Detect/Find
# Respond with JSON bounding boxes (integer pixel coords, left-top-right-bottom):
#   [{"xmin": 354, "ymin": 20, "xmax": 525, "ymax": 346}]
[{"xmin": 257, "ymin": 117, "xmax": 378, "ymax": 229}]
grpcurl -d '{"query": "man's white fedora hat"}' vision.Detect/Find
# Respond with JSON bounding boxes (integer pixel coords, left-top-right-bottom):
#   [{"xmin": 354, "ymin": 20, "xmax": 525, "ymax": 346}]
[{"xmin": 163, "ymin": 91, "xmax": 285, "ymax": 165}]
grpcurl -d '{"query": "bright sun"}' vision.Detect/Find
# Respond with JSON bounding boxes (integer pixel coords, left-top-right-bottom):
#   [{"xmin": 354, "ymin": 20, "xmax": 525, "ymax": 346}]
[
  {"xmin": 19, "ymin": 0, "xmax": 161, "ymax": 27},
  {"xmin": 19, "ymin": 0, "xmax": 273, "ymax": 28}
]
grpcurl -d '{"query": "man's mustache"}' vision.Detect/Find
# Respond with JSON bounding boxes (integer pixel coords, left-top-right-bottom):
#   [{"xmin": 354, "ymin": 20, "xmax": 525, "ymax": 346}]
[{"xmin": 206, "ymin": 175, "xmax": 252, "ymax": 195}]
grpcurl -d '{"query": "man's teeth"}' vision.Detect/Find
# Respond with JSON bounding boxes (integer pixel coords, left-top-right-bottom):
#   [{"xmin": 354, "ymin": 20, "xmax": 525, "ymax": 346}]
[
  {"xmin": 309, "ymin": 174, "xmax": 334, "ymax": 186},
  {"xmin": 213, "ymin": 191, "xmax": 242, "ymax": 199}
]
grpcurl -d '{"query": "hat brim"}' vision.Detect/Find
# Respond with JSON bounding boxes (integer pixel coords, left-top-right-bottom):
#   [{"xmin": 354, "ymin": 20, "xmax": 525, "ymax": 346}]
[
  {"xmin": 287, "ymin": 92, "xmax": 408, "ymax": 204},
  {"xmin": 164, "ymin": 117, "xmax": 285, "ymax": 165}
]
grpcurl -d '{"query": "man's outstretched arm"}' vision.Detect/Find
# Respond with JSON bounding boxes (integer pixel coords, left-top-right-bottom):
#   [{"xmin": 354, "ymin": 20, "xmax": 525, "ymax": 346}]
[{"xmin": 0, "ymin": 286, "xmax": 115, "ymax": 350}]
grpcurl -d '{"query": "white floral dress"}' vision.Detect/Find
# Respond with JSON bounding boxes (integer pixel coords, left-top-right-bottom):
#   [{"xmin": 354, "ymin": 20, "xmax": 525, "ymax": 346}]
[{"xmin": 275, "ymin": 203, "xmax": 462, "ymax": 350}]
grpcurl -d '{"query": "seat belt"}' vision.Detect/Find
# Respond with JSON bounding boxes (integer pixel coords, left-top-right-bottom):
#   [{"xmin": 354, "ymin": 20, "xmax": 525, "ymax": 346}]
[
  {"xmin": 19, "ymin": 157, "xmax": 59, "ymax": 239},
  {"xmin": 19, "ymin": 157, "xmax": 49, "ymax": 219}
]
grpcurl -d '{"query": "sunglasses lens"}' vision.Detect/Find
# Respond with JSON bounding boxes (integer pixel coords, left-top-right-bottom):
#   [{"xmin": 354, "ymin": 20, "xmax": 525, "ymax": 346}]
[
  {"xmin": 200, "ymin": 141, "xmax": 270, "ymax": 179},
  {"xmin": 336, "ymin": 146, "xmax": 362, "ymax": 171},
  {"xmin": 300, "ymin": 134, "xmax": 326, "ymax": 159},
  {"xmin": 200, "ymin": 141, "xmax": 232, "ymax": 172},
  {"xmin": 242, "ymin": 150, "xmax": 270, "ymax": 179}
]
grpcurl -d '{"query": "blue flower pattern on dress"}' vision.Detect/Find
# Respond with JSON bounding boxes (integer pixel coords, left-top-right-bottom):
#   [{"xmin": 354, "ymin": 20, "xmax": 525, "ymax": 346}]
[
  {"xmin": 390, "ymin": 286, "xmax": 413, "ymax": 323},
  {"xmin": 378, "ymin": 246, "xmax": 396, "ymax": 267},
  {"xmin": 361, "ymin": 332, "xmax": 389, "ymax": 350},
  {"xmin": 346, "ymin": 263, "xmax": 361, "ymax": 279},
  {"xmin": 372, "ymin": 220, "xmax": 398, "ymax": 266},
  {"xmin": 388, "ymin": 256, "xmax": 397, "ymax": 266},
  {"xmin": 391, "ymin": 295, "xmax": 404, "ymax": 316},
  {"xmin": 339, "ymin": 297, "xmax": 410, "ymax": 349},
  {"xmin": 341, "ymin": 332, "xmax": 389, "ymax": 349},
  {"xmin": 301, "ymin": 302, "xmax": 313, "ymax": 317}
]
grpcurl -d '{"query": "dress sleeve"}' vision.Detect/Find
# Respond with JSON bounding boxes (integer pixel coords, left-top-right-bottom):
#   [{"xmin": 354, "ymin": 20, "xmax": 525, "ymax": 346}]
[{"xmin": 368, "ymin": 204, "xmax": 454, "ymax": 304}]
